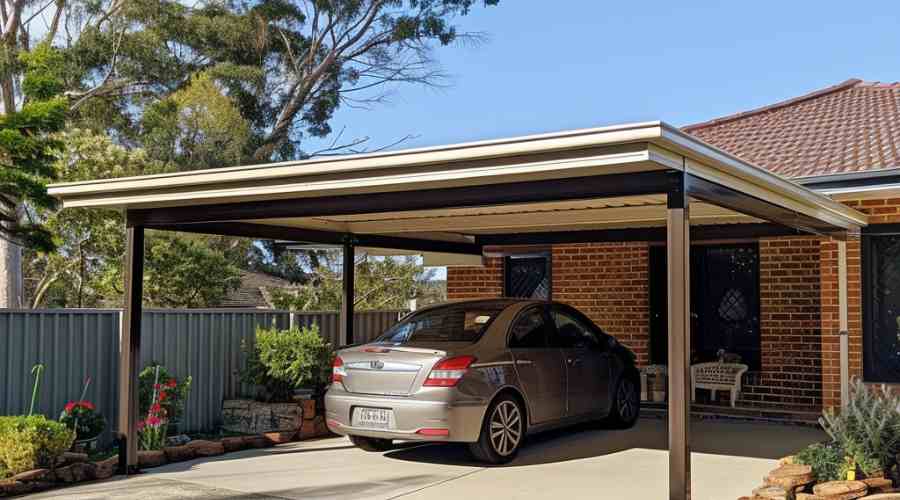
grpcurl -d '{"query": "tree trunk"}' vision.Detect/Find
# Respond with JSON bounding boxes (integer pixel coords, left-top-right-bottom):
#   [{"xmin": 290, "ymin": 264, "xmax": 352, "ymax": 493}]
[{"xmin": 0, "ymin": 237, "xmax": 23, "ymax": 308}]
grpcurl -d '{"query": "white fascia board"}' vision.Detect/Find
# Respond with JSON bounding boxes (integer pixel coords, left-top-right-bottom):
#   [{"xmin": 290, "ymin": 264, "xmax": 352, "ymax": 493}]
[
  {"xmin": 656, "ymin": 124, "xmax": 867, "ymax": 230},
  {"xmin": 48, "ymin": 122, "xmax": 665, "ymax": 199}
]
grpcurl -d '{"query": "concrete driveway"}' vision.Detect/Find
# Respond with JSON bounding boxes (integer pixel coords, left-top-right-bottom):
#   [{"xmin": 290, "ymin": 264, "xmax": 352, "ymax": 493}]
[{"xmin": 29, "ymin": 417, "xmax": 825, "ymax": 500}]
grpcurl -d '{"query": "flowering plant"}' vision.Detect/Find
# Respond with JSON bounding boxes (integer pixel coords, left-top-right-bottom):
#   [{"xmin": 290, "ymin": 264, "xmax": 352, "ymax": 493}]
[
  {"xmin": 138, "ymin": 366, "xmax": 169, "ymax": 451},
  {"xmin": 59, "ymin": 399, "xmax": 106, "ymax": 440},
  {"xmin": 139, "ymin": 363, "xmax": 192, "ymax": 427}
]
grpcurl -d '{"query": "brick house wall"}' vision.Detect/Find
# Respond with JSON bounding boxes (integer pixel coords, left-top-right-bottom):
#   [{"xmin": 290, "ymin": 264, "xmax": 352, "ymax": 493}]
[{"xmin": 443, "ymin": 196, "xmax": 900, "ymax": 412}]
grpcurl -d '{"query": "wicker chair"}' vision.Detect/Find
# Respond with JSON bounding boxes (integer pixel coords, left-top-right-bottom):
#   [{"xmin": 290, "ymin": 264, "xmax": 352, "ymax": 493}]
[{"xmin": 690, "ymin": 362, "xmax": 748, "ymax": 408}]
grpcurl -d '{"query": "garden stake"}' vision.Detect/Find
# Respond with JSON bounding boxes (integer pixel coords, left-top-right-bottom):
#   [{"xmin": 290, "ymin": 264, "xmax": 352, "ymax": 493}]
[{"xmin": 29, "ymin": 363, "xmax": 45, "ymax": 416}]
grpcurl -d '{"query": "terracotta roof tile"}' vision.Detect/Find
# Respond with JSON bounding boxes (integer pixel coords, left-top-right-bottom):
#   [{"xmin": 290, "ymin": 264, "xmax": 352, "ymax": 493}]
[{"xmin": 683, "ymin": 79, "xmax": 900, "ymax": 178}]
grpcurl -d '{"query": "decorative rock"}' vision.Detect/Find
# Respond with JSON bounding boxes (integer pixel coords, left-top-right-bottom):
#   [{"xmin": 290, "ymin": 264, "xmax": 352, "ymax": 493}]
[
  {"xmin": 861, "ymin": 494, "xmax": 900, "ymax": 499},
  {"xmin": 11, "ymin": 468, "xmax": 48, "ymax": 482},
  {"xmin": 163, "ymin": 444, "xmax": 196, "ymax": 462},
  {"xmin": 243, "ymin": 435, "xmax": 271, "ymax": 449},
  {"xmin": 222, "ymin": 399, "xmax": 302, "ymax": 435},
  {"xmin": 264, "ymin": 431, "xmax": 296, "ymax": 444},
  {"xmin": 0, "ymin": 480, "xmax": 33, "ymax": 496},
  {"xmin": 864, "ymin": 477, "xmax": 894, "ymax": 494},
  {"xmin": 766, "ymin": 464, "xmax": 814, "ymax": 490},
  {"xmin": 60, "ymin": 451, "xmax": 89, "ymax": 465},
  {"xmin": 812, "ymin": 480, "xmax": 867, "ymax": 500},
  {"xmin": 55, "ymin": 462, "xmax": 96, "ymax": 483},
  {"xmin": 795, "ymin": 494, "xmax": 826, "ymax": 500},
  {"xmin": 752, "ymin": 485, "xmax": 788, "ymax": 499},
  {"xmin": 93, "ymin": 456, "xmax": 118, "ymax": 479},
  {"xmin": 137, "ymin": 450, "xmax": 167, "ymax": 469},
  {"xmin": 221, "ymin": 436, "xmax": 247, "ymax": 452},
  {"xmin": 186, "ymin": 439, "xmax": 225, "ymax": 457},
  {"xmin": 166, "ymin": 434, "xmax": 192, "ymax": 446},
  {"xmin": 301, "ymin": 399, "xmax": 317, "ymax": 419}
]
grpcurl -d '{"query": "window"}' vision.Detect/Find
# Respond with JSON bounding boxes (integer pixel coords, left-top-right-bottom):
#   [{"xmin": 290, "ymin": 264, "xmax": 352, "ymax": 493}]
[
  {"xmin": 551, "ymin": 309, "xmax": 601, "ymax": 349},
  {"xmin": 863, "ymin": 232, "xmax": 900, "ymax": 382},
  {"xmin": 375, "ymin": 302, "xmax": 508, "ymax": 344},
  {"xmin": 509, "ymin": 307, "xmax": 550, "ymax": 348},
  {"xmin": 505, "ymin": 254, "xmax": 551, "ymax": 299}
]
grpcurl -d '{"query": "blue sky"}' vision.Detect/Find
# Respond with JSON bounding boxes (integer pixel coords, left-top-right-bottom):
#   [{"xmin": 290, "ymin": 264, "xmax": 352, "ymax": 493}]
[{"xmin": 308, "ymin": 0, "xmax": 900, "ymax": 153}]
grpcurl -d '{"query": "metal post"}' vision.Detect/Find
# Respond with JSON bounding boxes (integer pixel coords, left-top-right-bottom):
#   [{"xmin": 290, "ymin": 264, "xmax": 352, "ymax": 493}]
[
  {"xmin": 837, "ymin": 240, "xmax": 849, "ymax": 408},
  {"xmin": 667, "ymin": 177, "xmax": 691, "ymax": 500},
  {"xmin": 341, "ymin": 241, "xmax": 355, "ymax": 346},
  {"xmin": 118, "ymin": 225, "xmax": 144, "ymax": 474}
]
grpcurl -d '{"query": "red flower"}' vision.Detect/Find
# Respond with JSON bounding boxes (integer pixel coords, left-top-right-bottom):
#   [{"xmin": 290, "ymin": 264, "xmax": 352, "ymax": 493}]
[
  {"xmin": 146, "ymin": 416, "xmax": 161, "ymax": 426},
  {"xmin": 166, "ymin": 379, "xmax": 177, "ymax": 388},
  {"xmin": 153, "ymin": 383, "xmax": 161, "ymax": 390},
  {"xmin": 158, "ymin": 391, "xmax": 168, "ymax": 402},
  {"xmin": 136, "ymin": 420, "xmax": 146, "ymax": 431},
  {"xmin": 80, "ymin": 401, "xmax": 95, "ymax": 411},
  {"xmin": 64, "ymin": 402, "xmax": 75, "ymax": 413},
  {"xmin": 150, "ymin": 403, "xmax": 162, "ymax": 414}
]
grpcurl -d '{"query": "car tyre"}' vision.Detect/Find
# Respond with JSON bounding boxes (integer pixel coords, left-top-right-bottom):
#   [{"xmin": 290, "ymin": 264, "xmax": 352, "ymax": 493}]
[
  {"xmin": 349, "ymin": 435, "xmax": 393, "ymax": 452},
  {"xmin": 605, "ymin": 373, "xmax": 640, "ymax": 429},
  {"xmin": 468, "ymin": 394, "xmax": 524, "ymax": 464}
]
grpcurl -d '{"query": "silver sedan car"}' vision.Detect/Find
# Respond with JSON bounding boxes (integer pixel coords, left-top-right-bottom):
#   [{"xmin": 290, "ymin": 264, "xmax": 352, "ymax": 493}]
[{"xmin": 325, "ymin": 299, "xmax": 640, "ymax": 463}]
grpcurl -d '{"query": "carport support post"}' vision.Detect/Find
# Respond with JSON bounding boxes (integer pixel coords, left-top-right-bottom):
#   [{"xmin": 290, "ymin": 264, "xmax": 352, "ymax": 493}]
[
  {"xmin": 667, "ymin": 178, "xmax": 691, "ymax": 500},
  {"xmin": 118, "ymin": 224, "xmax": 144, "ymax": 474},
  {"xmin": 341, "ymin": 241, "xmax": 355, "ymax": 346}
]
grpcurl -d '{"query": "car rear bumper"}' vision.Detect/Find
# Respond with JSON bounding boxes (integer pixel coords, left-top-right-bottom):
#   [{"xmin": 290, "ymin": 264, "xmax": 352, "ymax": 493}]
[{"xmin": 325, "ymin": 389, "xmax": 488, "ymax": 443}]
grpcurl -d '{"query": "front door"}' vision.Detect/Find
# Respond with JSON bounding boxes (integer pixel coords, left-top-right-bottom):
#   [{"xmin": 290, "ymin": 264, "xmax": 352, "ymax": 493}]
[
  {"xmin": 649, "ymin": 244, "xmax": 761, "ymax": 369},
  {"xmin": 551, "ymin": 306, "xmax": 611, "ymax": 417},
  {"xmin": 508, "ymin": 306, "xmax": 567, "ymax": 424}
]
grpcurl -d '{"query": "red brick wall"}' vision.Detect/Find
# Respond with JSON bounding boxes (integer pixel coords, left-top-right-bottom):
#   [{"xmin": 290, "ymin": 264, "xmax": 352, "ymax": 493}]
[
  {"xmin": 818, "ymin": 197, "xmax": 900, "ymax": 409},
  {"xmin": 551, "ymin": 243, "xmax": 651, "ymax": 367},
  {"xmin": 742, "ymin": 237, "xmax": 823, "ymax": 409},
  {"xmin": 445, "ymin": 257, "xmax": 503, "ymax": 300}
]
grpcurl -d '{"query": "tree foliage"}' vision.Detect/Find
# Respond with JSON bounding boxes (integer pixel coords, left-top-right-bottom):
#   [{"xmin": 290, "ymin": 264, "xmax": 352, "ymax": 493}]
[
  {"xmin": 0, "ymin": 44, "xmax": 67, "ymax": 252},
  {"xmin": 270, "ymin": 252, "xmax": 442, "ymax": 311}
]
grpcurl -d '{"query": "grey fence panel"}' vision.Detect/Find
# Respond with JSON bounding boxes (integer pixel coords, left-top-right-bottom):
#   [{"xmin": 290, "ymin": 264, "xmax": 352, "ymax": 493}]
[
  {"xmin": 139, "ymin": 309, "xmax": 289, "ymax": 433},
  {"xmin": 290, "ymin": 310, "xmax": 405, "ymax": 346},
  {"xmin": 0, "ymin": 309, "xmax": 121, "ymax": 443},
  {"xmin": 1, "ymin": 308, "xmax": 402, "ymax": 436}
]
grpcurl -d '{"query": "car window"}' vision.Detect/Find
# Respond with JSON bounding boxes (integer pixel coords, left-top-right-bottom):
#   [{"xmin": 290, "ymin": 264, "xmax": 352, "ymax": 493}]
[
  {"xmin": 375, "ymin": 303, "xmax": 507, "ymax": 344},
  {"xmin": 551, "ymin": 309, "xmax": 601, "ymax": 349},
  {"xmin": 508, "ymin": 307, "xmax": 550, "ymax": 348}
]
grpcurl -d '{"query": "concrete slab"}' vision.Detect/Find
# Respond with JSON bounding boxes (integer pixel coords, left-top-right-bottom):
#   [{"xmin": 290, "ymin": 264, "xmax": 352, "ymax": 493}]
[{"xmin": 28, "ymin": 418, "xmax": 827, "ymax": 500}]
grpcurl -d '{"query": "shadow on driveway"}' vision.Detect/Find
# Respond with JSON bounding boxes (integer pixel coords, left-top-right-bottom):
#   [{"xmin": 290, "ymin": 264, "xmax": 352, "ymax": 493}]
[{"xmin": 383, "ymin": 417, "xmax": 826, "ymax": 467}]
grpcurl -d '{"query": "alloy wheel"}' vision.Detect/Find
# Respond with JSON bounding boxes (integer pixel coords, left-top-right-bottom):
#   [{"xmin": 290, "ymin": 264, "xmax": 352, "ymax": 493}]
[
  {"xmin": 617, "ymin": 378, "xmax": 638, "ymax": 422},
  {"xmin": 489, "ymin": 400, "xmax": 522, "ymax": 457}
]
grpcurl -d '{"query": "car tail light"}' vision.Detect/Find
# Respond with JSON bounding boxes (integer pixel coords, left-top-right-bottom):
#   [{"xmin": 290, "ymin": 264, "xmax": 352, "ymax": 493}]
[
  {"xmin": 416, "ymin": 428, "xmax": 449, "ymax": 437},
  {"xmin": 332, "ymin": 356, "xmax": 347, "ymax": 383},
  {"xmin": 423, "ymin": 355, "xmax": 476, "ymax": 387}
]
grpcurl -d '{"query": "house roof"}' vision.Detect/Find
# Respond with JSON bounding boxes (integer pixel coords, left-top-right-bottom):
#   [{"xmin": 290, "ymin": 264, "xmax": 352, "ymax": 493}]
[
  {"xmin": 684, "ymin": 79, "xmax": 900, "ymax": 179},
  {"xmin": 218, "ymin": 270, "xmax": 292, "ymax": 308}
]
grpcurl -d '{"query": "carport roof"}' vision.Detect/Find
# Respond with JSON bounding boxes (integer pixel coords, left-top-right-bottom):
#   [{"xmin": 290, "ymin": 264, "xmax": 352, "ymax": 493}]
[{"xmin": 48, "ymin": 121, "xmax": 866, "ymax": 251}]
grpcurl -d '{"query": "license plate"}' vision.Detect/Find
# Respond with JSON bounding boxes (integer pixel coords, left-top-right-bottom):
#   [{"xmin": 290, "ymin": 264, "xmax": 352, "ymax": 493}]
[{"xmin": 353, "ymin": 407, "xmax": 393, "ymax": 429}]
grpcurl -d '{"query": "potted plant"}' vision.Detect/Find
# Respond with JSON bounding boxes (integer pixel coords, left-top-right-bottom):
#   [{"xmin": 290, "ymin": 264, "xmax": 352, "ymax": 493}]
[
  {"xmin": 139, "ymin": 363, "xmax": 192, "ymax": 435},
  {"xmin": 59, "ymin": 400, "xmax": 105, "ymax": 451}
]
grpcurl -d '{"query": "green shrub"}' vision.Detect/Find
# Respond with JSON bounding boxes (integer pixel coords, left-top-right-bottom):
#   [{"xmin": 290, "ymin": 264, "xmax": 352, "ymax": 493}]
[
  {"xmin": 795, "ymin": 442, "xmax": 845, "ymax": 482},
  {"xmin": 241, "ymin": 325, "xmax": 333, "ymax": 402},
  {"xmin": 819, "ymin": 378, "xmax": 900, "ymax": 475},
  {"xmin": 0, "ymin": 415, "xmax": 75, "ymax": 474}
]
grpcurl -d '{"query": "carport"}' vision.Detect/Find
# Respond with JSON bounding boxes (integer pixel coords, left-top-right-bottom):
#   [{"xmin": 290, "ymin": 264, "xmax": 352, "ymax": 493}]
[{"xmin": 48, "ymin": 121, "xmax": 866, "ymax": 500}]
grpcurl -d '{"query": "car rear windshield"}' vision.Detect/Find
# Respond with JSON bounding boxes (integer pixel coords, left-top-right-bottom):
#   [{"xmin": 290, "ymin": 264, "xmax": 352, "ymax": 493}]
[{"xmin": 374, "ymin": 303, "xmax": 508, "ymax": 344}]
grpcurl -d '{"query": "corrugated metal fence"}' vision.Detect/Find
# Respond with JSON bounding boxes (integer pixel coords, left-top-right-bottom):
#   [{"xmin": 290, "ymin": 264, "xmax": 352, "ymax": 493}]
[{"xmin": 0, "ymin": 308, "xmax": 403, "ymax": 437}]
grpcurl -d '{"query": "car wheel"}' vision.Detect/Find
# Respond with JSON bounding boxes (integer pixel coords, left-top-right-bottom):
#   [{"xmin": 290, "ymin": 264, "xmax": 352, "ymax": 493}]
[
  {"xmin": 349, "ymin": 435, "xmax": 393, "ymax": 452},
  {"xmin": 468, "ymin": 394, "xmax": 524, "ymax": 464},
  {"xmin": 606, "ymin": 374, "xmax": 640, "ymax": 429}
]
